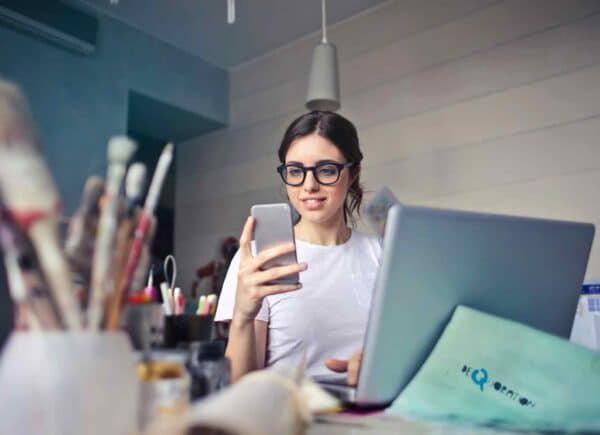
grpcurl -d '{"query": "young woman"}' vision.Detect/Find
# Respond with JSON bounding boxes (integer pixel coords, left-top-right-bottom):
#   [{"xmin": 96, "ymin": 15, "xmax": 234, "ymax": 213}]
[{"xmin": 215, "ymin": 111, "xmax": 381, "ymax": 384}]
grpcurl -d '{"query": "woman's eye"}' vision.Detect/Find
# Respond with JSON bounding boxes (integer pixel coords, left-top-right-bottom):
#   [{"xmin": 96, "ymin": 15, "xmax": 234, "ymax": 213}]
[
  {"xmin": 287, "ymin": 167, "xmax": 304, "ymax": 177},
  {"xmin": 318, "ymin": 166, "xmax": 337, "ymax": 176}
]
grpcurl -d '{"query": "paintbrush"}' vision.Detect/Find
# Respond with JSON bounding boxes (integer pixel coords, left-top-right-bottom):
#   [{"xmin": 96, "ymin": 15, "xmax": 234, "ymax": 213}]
[
  {"xmin": 0, "ymin": 203, "xmax": 62, "ymax": 330},
  {"xmin": 125, "ymin": 162, "xmax": 146, "ymax": 215},
  {"xmin": 128, "ymin": 228, "xmax": 155, "ymax": 295},
  {"xmin": 112, "ymin": 163, "xmax": 147, "ymax": 295},
  {"xmin": 105, "ymin": 143, "xmax": 173, "ymax": 329},
  {"xmin": 87, "ymin": 136, "xmax": 137, "ymax": 330},
  {"xmin": 65, "ymin": 176, "xmax": 104, "ymax": 292},
  {"xmin": 0, "ymin": 80, "xmax": 82, "ymax": 329}
]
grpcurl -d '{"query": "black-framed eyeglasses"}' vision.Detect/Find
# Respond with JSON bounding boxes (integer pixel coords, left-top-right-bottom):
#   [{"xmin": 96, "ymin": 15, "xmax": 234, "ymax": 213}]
[{"xmin": 277, "ymin": 161, "xmax": 355, "ymax": 186}]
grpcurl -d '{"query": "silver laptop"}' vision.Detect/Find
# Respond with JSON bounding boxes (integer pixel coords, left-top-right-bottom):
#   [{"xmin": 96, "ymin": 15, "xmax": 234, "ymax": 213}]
[{"xmin": 320, "ymin": 204, "xmax": 594, "ymax": 407}]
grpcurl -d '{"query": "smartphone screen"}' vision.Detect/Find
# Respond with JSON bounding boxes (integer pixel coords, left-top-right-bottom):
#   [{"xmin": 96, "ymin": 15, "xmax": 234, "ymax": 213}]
[{"xmin": 250, "ymin": 203, "xmax": 299, "ymax": 285}]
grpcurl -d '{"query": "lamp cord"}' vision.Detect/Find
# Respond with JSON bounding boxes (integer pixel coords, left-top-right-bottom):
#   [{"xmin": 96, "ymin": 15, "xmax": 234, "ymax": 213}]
[{"xmin": 321, "ymin": 0, "xmax": 328, "ymax": 43}]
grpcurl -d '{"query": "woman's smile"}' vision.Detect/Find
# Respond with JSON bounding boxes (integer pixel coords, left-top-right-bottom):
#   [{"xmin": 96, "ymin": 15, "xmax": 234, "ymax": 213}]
[{"xmin": 301, "ymin": 196, "xmax": 327, "ymax": 210}]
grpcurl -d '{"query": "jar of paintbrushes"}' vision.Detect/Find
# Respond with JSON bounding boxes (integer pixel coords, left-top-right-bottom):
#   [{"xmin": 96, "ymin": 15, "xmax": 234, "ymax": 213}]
[{"xmin": 0, "ymin": 80, "xmax": 175, "ymax": 434}]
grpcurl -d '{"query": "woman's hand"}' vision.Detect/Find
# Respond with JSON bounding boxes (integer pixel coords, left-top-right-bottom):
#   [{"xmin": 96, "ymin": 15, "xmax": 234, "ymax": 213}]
[
  {"xmin": 325, "ymin": 349, "xmax": 363, "ymax": 386},
  {"xmin": 233, "ymin": 216, "xmax": 307, "ymax": 323}
]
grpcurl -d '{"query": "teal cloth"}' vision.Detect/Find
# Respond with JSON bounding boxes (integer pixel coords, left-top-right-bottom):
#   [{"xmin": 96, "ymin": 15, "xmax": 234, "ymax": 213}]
[{"xmin": 387, "ymin": 306, "xmax": 600, "ymax": 432}]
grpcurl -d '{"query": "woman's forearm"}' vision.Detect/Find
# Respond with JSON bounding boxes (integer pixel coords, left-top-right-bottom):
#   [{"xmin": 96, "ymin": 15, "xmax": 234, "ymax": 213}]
[{"xmin": 225, "ymin": 315, "xmax": 258, "ymax": 382}]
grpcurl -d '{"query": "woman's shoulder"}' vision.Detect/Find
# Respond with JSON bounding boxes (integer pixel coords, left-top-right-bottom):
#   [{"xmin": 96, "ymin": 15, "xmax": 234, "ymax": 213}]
[
  {"xmin": 350, "ymin": 229, "xmax": 382, "ymax": 256},
  {"xmin": 351, "ymin": 229, "xmax": 380, "ymax": 245}
]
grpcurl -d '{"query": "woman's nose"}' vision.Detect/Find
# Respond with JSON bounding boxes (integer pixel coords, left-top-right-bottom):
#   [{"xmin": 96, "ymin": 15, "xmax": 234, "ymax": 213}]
[{"xmin": 303, "ymin": 170, "xmax": 319, "ymax": 192}]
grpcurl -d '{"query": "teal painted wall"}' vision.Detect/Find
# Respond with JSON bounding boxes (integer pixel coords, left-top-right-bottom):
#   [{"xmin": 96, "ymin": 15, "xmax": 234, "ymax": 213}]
[{"xmin": 0, "ymin": 14, "xmax": 228, "ymax": 213}]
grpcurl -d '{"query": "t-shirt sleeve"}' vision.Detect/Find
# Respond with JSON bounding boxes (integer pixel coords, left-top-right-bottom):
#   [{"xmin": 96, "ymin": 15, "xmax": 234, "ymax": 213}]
[{"xmin": 214, "ymin": 248, "xmax": 269, "ymax": 322}]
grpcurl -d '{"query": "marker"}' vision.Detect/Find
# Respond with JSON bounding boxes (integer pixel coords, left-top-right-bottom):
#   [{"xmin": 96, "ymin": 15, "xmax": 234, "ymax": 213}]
[
  {"xmin": 160, "ymin": 282, "xmax": 172, "ymax": 315},
  {"xmin": 143, "ymin": 266, "xmax": 155, "ymax": 301},
  {"xmin": 174, "ymin": 287, "xmax": 184, "ymax": 315},
  {"xmin": 201, "ymin": 293, "xmax": 212, "ymax": 316},
  {"xmin": 168, "ymin": 287, "xmax": 175, "ymax": 315},
  {"xmin": 207, "ymin": 294, "xmax": 217, "ymax": 316},
  {"xmin": 197, "ymin": 295, "xmax": 206, "ymax": 316}
]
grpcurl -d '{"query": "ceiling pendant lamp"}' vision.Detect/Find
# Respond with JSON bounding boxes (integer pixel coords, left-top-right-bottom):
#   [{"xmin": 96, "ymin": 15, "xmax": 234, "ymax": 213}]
[{"xmin": 306, "ymin": 0, "xmax": 340, "ymax": 112}]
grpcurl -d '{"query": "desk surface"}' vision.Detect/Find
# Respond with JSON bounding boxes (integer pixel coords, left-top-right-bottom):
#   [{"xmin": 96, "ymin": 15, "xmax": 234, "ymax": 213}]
[{"xmin": 309, "ymin": 414, "xmax": 526, "ymax": 435}]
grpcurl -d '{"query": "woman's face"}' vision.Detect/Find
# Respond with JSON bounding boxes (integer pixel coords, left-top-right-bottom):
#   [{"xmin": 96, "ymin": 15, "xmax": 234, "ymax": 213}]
[{"xmin": 284, "ymin": 133, "xmax": 352, "ymax": 226}]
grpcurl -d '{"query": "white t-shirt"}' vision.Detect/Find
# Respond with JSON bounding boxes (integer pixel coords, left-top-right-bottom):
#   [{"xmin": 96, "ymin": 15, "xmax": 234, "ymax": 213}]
[{"xmin": 214, "ymin": 230, "xmax": 382, "ymax": 381}]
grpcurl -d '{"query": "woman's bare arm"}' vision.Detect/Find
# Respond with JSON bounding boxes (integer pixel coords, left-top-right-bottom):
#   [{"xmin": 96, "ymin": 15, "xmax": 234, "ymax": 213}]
[{"xmin": 225, "ymin": 319, "xmax": 267, "ymax": 382}]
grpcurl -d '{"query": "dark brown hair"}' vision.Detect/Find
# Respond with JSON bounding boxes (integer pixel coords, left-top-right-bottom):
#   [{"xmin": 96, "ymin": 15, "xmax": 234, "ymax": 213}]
[{"xmin": 278, "ymin": 111, "xmax": 364, "ymax": 226}]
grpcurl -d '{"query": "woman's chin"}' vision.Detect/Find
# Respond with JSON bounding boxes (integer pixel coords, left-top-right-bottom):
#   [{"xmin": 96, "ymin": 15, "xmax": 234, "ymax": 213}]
[{"xmin": 299, "ymin": 208, "xmax": 339, "ymax": 225}]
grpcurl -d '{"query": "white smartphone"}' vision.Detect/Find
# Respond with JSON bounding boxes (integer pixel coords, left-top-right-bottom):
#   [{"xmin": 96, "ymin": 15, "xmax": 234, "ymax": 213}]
[{"xmin": 250, "ymin": 203, "xmax": 299, "ymax": 285}]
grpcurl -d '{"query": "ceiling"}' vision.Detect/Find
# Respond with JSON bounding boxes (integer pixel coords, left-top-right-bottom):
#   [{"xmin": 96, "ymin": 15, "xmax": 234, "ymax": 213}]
[{"xmin": 70, "ymin": 0, "xmax": 390, "ymax": 69}]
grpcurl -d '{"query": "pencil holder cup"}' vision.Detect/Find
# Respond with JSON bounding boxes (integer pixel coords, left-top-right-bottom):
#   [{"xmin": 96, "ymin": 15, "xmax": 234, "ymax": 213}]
[
  {"xmin": 163, "ymin": 314, "xmax": 214, "ymax": 348},
  {"xmin": 0, "ymin": 331, "xmax": 139, "ymax": 435}
]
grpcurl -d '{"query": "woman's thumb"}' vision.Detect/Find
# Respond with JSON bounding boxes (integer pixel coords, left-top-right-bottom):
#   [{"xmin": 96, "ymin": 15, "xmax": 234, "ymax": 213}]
[{"xmin": 325, "ymin": 358, "xmax": 348, "ymax": 373}]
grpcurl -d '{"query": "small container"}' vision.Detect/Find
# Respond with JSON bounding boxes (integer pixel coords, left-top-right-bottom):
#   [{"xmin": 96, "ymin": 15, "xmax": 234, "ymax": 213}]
[
  {"xmin": 186, "ymin": 340, "xmax": 230, "ymax": 401},
  {"xmin": 137, "ymin": 350, "xmax": 190, "ymax": 430}
]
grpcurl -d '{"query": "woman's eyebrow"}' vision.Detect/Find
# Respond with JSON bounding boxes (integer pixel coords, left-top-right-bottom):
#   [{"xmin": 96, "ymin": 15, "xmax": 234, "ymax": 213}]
[{"xmin": 285, "ymin": 159, "xmax": 340, "ymax": 166}]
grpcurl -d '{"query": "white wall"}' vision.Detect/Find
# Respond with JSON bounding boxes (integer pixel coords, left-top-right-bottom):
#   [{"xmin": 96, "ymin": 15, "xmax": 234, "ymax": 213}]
[{"xmin": 176, "ymin": 0, "xmax": 600, "ymax": 289}]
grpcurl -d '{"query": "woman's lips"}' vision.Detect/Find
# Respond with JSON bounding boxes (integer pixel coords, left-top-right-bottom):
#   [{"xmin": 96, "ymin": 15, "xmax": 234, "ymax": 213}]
[{"xmin": 302, "ymin": 198, "xmax": 326, "ymax": 210}]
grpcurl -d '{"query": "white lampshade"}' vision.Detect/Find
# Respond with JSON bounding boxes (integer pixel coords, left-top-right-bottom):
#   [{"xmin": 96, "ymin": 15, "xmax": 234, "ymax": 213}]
[{"xmin": 306, "ymin": 42, "xmax": 340, "ymax": 112}]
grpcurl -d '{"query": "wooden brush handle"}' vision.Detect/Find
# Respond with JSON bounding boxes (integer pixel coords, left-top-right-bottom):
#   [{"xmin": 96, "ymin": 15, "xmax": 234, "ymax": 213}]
[
  {"xmin": 29, "ymin": 219, "xmax": 82, "ymax": 329},
  {"xmin": 105, "ymin": 212, "xmax": 152, "ymax": 330}
]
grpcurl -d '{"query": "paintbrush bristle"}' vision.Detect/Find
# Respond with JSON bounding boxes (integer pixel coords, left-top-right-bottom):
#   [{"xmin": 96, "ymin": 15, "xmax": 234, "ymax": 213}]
[
  {"xmin": 0, "ymin": 80, "xmax": 58, "ymax": 211},
  {"xmin": 125, "ymin": 162, "xmax": 147, "ymax": 201},
  {"xmin": 107, "ymin": 136, "xmax": 137, "ymax": 164},
  {"xmin": 0, "ymin": 80, "xmax": 37, "ymax": 147}
]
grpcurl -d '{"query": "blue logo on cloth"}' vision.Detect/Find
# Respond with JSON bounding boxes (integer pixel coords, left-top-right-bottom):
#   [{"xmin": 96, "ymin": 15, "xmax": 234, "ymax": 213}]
[
  {"xmin": 471, "ymin": 368, "xmax": 488, "ymax": 391},
  {"xmin": 461, "ymin": 364, "xmax": 535, "ymax": 408}
]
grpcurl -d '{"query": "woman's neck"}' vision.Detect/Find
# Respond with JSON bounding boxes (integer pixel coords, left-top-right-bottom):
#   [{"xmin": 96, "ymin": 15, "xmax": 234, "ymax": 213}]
[{"xmin": 294, "ymin": 213, "xmax": 351, "ymax": 246}]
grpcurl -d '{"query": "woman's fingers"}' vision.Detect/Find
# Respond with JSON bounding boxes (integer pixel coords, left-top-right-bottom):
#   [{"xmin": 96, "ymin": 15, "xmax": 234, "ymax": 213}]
[
  {"xmin": 325, "ymin": 349, "xmax": 363, "ymax": 386},
  {"xmin": 253, "ymin": 243, "xmax": 296, "ymax": 268},
  {"xmin": 249, "ymin": 262, "xmax": 307, "ymax": 286},
  {"xmin": 347, "ymin": 349, "xmax": 363, "ymax": 386},
  {"xmin": 238, "ymin": 216, "xmax": 255, "ymax": 260},
  {"xmin": 325, "ymin": 358, "xmax": 348, "ymax": 373},
  {"xmin": 257, "ymin": 282, "xmax": 302, "ymax": 298},
  {"xmin": 240, "ymin": 222, "xmax": 298, "ymax": 273}
]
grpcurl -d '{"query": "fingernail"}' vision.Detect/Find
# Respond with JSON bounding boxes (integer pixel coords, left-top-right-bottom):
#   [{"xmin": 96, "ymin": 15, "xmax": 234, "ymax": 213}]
[{"xmin": 301, "ymin": 263, "xmax": 308, "ymax": 270}]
